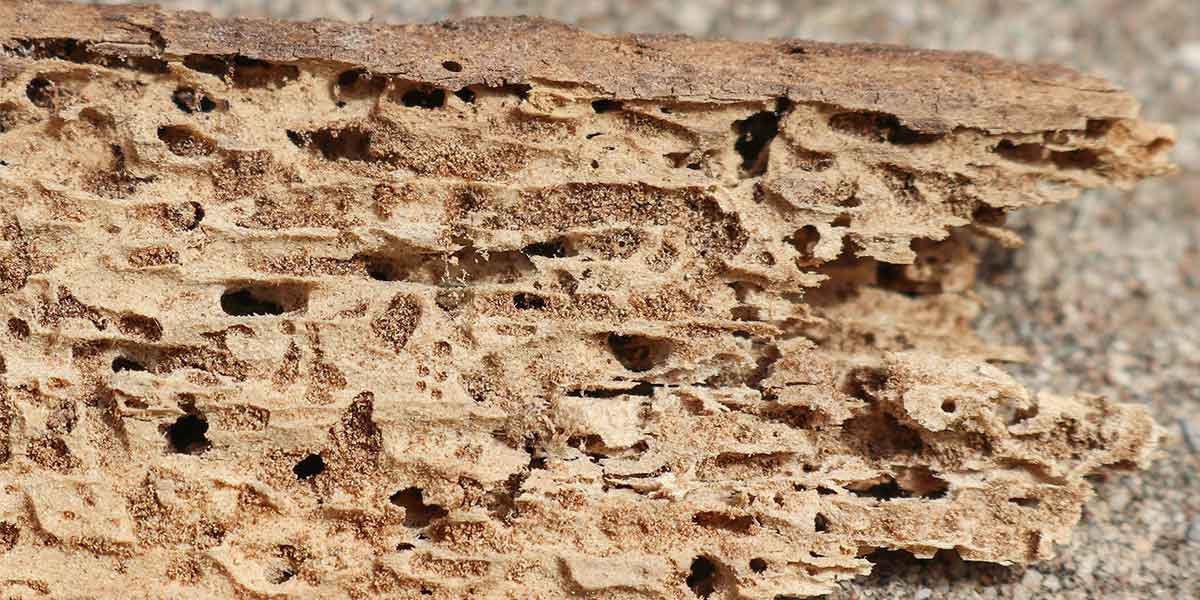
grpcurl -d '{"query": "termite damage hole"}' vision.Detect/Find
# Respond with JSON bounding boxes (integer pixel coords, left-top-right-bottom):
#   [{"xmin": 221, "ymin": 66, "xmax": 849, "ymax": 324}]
[
  {"xmin": 293, "ymin": 453, "xmax": 325, "ymax": 480},
  {"xmin": 390, "ymin": 487, "xmax": 449, "ymax": 527},
  {"xmin": 733, "ymin": 98, "xmax": 790, "ymax": 177},
  {"xmin": 220, "ymin": 285, "xmax": 308, "ymax": 317},
  {"xmin": 607, "ymin": 333, "xmax": 672, "ymax": 372},
  {"xmin": 686, "ymin": 556, "xmax": 720, "ymax": 598},
  {"xmin": 162, "ymin": 411, "xmax": 211, "ymax": 454}
]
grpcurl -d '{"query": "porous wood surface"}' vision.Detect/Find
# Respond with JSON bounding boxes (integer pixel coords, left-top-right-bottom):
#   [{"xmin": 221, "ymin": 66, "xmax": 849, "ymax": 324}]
[{"xmin": 0, "ymin": 2, "xmax": 1184, "ymax": 598}]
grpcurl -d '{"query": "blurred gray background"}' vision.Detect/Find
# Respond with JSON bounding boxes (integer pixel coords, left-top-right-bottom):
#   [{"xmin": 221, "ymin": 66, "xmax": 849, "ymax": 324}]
[{"xmin": 91, "ymin": 1, "xmax": 1200, "ymax": 598}]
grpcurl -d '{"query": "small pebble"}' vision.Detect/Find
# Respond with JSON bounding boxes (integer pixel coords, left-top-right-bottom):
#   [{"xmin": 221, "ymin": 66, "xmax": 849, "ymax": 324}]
[
  {"xmin": 1108, "ymin": 486, "xmax": 1132, "ymax": 512},
  {"xmin": 1180, "ymin": 418, "xmax": 1199, "ymax": 454},
  {"xmin": 915, "ymin": 588, "xmax": 932, "ymax": 600},
  {"xmin": 1178, "ymin": 41, "xmax": 1200, "ymax": 71},
  {"xmin": 1021, "ymin": 569, "xmax": 1043, "ymax": 589},
  {"xmin": 1044, "ymin": 574, "xmax": 1062, "ymax": 592},
  {"xmin": 1187, "ymin": 516, "xmax": 1200, "ymax": 546},
  {"xmin": 1075, "ymin": 554, "xmax": 1098, "ymax": 581}
]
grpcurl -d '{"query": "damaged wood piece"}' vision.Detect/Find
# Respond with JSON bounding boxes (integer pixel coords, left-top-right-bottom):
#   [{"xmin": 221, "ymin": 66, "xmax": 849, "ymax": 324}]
[{"xmin": 0, "ymin": 1, "xmax": 1175, "ymax": 598}]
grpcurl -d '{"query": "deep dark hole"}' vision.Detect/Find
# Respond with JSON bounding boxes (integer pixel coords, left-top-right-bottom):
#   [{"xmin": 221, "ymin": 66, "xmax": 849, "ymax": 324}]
[
  {"xmin": 749, "ymin": 558, "xmax": 767, "ymax": 573},
  {"xmin": 185, "ymin": 201, "xmax": 205, "ymax": 230},
  {"xmin": 607, "ymin": 334, "xmax": 671, "ymax": 372},
  {"xmin": 941, "ymin": 398, "xmax": 957, "ymax": 413},
  {"xmin": 26, "ymin": 78, "xmax": 54, "ymax": 108},
  {"xmin": 1050, "ymin": 148, "xmax": 1101, "ymax": 170},
  {"xmin": 396, "ymin": 542, "xmax": 415, "ymax": 551},
  {"xmin": 512, "ymin": 293, "xmax": 546, "ymax": 310},
  {"xmin": 171, "ymin": 88, "xmax": 194, "ymax": 113},
  {"xmin": 814, "ymin": 512, "xmax": 829, "ymax": 532},
  {"xmin": 1010, "ymin": 496, "xmax": 1041, "ymax": 509},
  {"xmin": 390, "ymin": 487, "xmax": 449, "ymax": 527},
  {"xmin": 876, "ymin": 262, "xmax": 920, "ymax": 297},
  {"xmin": 111, "ymin": 356, "xmax": 146, "ymax": 373},
  {"xmin": 334, "ymin": 68, "xmax": 388, "ymax": 99},
  {"xmin": 521, "ymin": 240, "xmax": 567, "ymax": 258},
  {"xmin": 307, "ymin": 127, "xmax": 373, "ymax": 161},
  {"xmin": 163, "ymin": 413, "xmax": 210, "ymax": 454},
  {"xmin": 292, "ymin": 453, "xmax": 325, "ymax": 480},
  {"xmin": 14, "ymin": 37, "xmax": 167, "ymax": 73},
  {"xmin": 453, "ymin": 87, "xmax": 476, "ymax": 104},
  {"xmin": 925, "ymin": 481, "xmax": 949, "ymax": 500},
  {"xmin": 829, "ymin": 111, "xmax": 943, "ymax": 145},
  {"xmin": 337, "ymin": 68, "xmax": 365, "ymax": 89},
  {"xmin": 401, "ymin": 88, "xmax": 446, "ymax": 109},
  {"xmin": 883, "ymin": 118, "xmax": 945, "ymax": 145},
  {"xmin": 784, "ymin": 225, "xmax": 821, "ymax": 259},
  {"xmin": 861, "ymin": 548, "xmax": 1016, "ymax": 587},
  {"xmin": 510, "ymin": 84, "xmax": 533, "ymax": 101},
  {"xmin": 853, "ymin": 478, "xmax": 907, "ymax": 501},
  {"xmin": 876, "ymin": 114, "xmax": 942, "ymax": 145},
  {"xmin": 863, "ymin": 548, "xmax": 922, "ymax": 576},
  {"xmin": 285, "ymin": 130, "xmax": 304, "ymax": 147},
  {"xmin": 733, "ymin": 107, "xmax": 783, "ymax": 177},
  {"xmin": 441, "ymin": 60, "xmax": 463, "ymax": 72},
  {"xmin": 973, "ymin": 205, "xmax": 1008, "ymax": 226},
  {"xmin": 184, "ymin": 55, "xmax": 299, "ymax": 88},
  {"xmin": 1085, "ymin": 118, "xmax": 1114, "ymax": 138},
  {"xmin": 993, "ymin": 140, "xmax": 1102, "ymax": 170},
  {"xmin": 591, "ymin": 99, "xmax": 623, "ymax": 113},
  {"xmin": 526, "ymin": 444, "xmax": 548, "ymax": 470},
  {"xmin": 239, "ymin": 57, "xmax": 297, "ymax": 85},
  {"xmin": 220, "ymin": 289, "xmax": 285, "ymax": 316},
  {"xmin": 816, "ymin": 486, "xmax": 836, "ymax": 496},
  {"xmin": 362, "ymin": 255, "xmax": 403, "ymax": 281},
  {"xmin": 686, "ymin": 556, "xmax": 718, "ymax": 598},
  {"xmin": 172, "ymin": 87, "xmax": 218, "ymax": 114},
  {"xmin": 994, "ymin": 139, "xmax": 1045, "ymax": 164},
  {"xmin": 183, "ymin": 54, "xmax": 227, "ymax": 77}
]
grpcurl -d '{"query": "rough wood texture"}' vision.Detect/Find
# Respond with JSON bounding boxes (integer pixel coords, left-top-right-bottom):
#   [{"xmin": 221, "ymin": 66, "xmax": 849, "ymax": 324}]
[{"xmin": 0, "ymin": 1, "xmax": 1175, "ymax": 598}]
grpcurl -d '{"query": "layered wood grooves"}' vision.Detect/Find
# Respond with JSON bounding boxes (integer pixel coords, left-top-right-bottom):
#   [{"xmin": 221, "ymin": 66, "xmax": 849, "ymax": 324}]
[{"xmin": 0, "ymin": 2, "xmax": 1175, "ymax": 599}]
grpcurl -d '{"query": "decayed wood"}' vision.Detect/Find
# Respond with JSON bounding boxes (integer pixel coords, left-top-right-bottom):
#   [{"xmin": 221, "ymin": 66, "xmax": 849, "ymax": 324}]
[{"xmin": 0, "ymin": 1, "xmax": 1174, "ymax": 598}]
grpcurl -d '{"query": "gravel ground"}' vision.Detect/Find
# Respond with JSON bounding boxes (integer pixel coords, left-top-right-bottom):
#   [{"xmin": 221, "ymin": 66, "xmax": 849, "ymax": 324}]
[{"xmin": 91, "ymin": 2, "xmax": 1200, "ymax": 598}]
